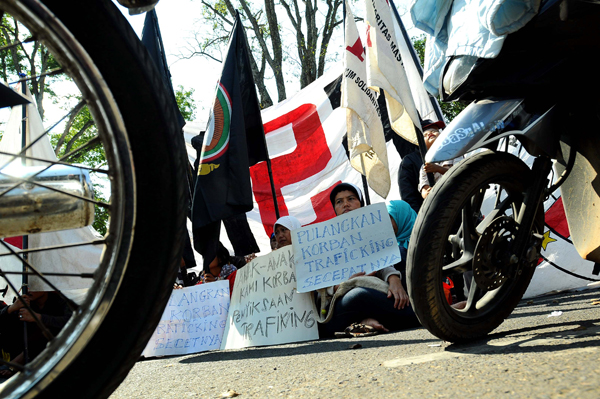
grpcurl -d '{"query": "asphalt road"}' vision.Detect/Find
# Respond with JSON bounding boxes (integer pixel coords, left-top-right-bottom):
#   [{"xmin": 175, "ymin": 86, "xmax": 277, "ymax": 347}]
[{"xmin": 110, "ymin": 287, "xmax": 600, "ymax": 399}]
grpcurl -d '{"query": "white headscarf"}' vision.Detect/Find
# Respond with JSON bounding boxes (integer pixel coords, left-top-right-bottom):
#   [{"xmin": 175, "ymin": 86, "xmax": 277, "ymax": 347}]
[{"xmin": 274, "ymin": 216, "xmax": 302, "ymax": 232}]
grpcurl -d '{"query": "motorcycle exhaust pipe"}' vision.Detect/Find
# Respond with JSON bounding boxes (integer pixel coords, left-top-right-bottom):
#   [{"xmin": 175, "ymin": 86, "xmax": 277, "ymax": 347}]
[{"xmin": 0, "ymin": 164, "xmax": 95, "ymax": 238}]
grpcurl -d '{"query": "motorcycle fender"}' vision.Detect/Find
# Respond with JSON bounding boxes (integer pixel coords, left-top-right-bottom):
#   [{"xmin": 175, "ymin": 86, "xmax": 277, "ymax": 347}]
[
  {"xmin": 427, "ymin": 99, "xmax": 524, "ymax": 163},
  {"xmin": 556, "ymin": 135, "xmax": 600, "ymax": 263},
  {"xmin": 426, "ymin": 99, "xmax": 560, "ymax": 163}
]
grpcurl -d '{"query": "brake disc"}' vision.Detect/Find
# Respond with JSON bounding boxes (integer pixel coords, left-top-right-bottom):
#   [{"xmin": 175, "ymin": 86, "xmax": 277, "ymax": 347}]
[{"xmin": 473, "ymin": 216, "xmax": 519, "ymax": 291}]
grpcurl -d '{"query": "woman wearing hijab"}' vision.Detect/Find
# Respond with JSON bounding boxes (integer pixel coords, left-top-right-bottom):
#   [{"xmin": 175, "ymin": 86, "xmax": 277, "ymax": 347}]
[
  {"xmin": 319, "ymin": 182, "xmax": 419, "ymax": 337},
  {"xmin": 273, "ymin": 216, "xmax": 302, "ymax": 249}
]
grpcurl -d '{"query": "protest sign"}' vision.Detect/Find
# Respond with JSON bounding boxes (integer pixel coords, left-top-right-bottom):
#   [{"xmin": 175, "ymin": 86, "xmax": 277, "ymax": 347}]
[
  {"xmin": 293, "ymin": 203, "xmax": 400, "ymax": 293},
  {"xmin": 221, "ymin": 246, "xmax": 318, "ymax": 350},
  {"xmin": 142, "ymin": 281, "xmax": 230, "ymax": 358}
]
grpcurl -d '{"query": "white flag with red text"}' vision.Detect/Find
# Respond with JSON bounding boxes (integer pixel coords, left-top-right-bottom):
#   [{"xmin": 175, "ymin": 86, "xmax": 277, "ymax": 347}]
[{"xmin": 343, "ymin": 0, "xmax": 390, "ymax": 198}]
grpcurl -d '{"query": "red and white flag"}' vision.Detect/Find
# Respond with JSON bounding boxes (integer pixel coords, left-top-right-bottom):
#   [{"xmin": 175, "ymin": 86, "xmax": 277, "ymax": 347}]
[
  {"xmin": 342, "ymin": 0, "xmax": 390, "ymax": 198},
  {"xmin": 365, "ymin": 0, "xmax": 422, "ymax": 144}
]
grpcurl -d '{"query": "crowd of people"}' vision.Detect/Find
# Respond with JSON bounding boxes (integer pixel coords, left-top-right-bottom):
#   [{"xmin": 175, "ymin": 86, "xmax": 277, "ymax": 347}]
[
  {"xmin": 176, "ymin": 118, "xmax": 460, "ymax": 339},
  {"xmin": 0, "ymin": 119, "xmax": 453, "ymax": 384}
]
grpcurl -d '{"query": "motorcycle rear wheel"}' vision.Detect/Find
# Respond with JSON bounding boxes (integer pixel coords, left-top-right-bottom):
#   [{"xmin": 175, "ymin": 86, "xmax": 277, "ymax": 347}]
[
  {"xmin": 0, "ymin": 1, "xmax": 186, "ymax": 397},
  {"xmin": 407, "ymin": 151, "xmax": 543, "ymax": 343}
]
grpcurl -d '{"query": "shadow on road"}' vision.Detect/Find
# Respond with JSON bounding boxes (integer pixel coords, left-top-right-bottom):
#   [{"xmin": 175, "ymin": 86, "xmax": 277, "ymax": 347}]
[
  {"xmin": 444, "ymin": 319, "xmax": 600, "ymax": 358},
  {"xmin": 179, "ymin": 330, "xmax": 439, "ymax": 364}
]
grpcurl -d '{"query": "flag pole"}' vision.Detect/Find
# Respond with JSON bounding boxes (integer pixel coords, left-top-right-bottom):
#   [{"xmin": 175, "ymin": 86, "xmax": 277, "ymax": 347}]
[
  {"xmin": 344, "ymin": 0, "xmax": 371, "ymax": 204},
  {"xmin": 265, "ymin": 155, "xmax": 280, "ymax": 219},
  {"xmin": 19, "ymin": 77, "xmax": 30, "ymax": 363}
]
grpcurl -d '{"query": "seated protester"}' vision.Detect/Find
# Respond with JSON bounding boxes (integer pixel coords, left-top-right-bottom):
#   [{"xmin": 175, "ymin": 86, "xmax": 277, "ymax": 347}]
[
  {"xmin": 386, "ymin": 199, "xmax": 418, "ymax": 289},
  {"xmin": 0, "ymin": 291, "xmax": 72, "ymax": 379},
  {"xmin": 398, "ymin": 119, "xmax": 445, "ymax": 213},
  {"xmin": 0, "ymin": 300, "xmax": 21, "ymax": 379},
  {"xmin": 273, "ymin": 216, "xmax": 302, "ymax": 249},
  {"xmin": 318, "ymin": 182, "xmax": 419, "ymax": 337},
  {"xmin": 418, "ymin": 126, "xmax": 458, "ymax": 199},
  {"xmin": 200, "ymin": 242, "xmax": 239, "ymax": 295}
]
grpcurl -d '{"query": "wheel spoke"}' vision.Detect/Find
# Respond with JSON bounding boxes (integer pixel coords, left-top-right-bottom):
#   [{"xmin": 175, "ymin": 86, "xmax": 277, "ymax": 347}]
[
  {"xmin": 476, "ymin": 195, "xmax": 515, "ymax": 234},
  {"xmin": 442, "ymin": 254, "xmax": 473, "ymax": 275},
  {"xmin": 58, "ymin": 136, "xmax": 102, "ymax": 163},
  {"xmin": 1, "ymin": 271, "xmax": 94, "ymax": 278},
  {"xmin": 9, "ymin": 67, "xmax": 64, "ymax": 84},
  {"xmin": 461, "ymin": 201, "xmax": 477, "ymax": 252},
  {"xmin": 0, "ymin": 239, "xmax": 106, "ymax": 258},
  {"xmin": 0, "ymin": 358, "xmax": 25, "ymax": 372},
  {"xmin": 0, "ymin": 169, "xmax": 111, "ymax": 208},
  {"xmin": 461, "ymin": 276, "xmax": 482, "ymax": 314},
  {"xmin": 0, "ymin": 267, "xmax": 55, "ymax": 341},
  {"xmin": 0, "ymin": 104, "xmax": 84, "ymax": 172},
  {"xmin": 0, "ymin": 241, "xmax": 80, "ymax": 312},
  {"xmin": 0, "ymin": 150, "xmax": 109, "ymax": 174}
]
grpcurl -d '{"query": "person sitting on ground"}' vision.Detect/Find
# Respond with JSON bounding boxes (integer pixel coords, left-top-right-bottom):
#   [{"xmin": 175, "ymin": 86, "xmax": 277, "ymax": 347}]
[
  {"xmin": 398, "ymin": 119, "xmax": 445, "ymax": 213},
  {"xmin": 0, "ymin": 291, "xmax": 72, "ymax": 380},
  {"xmin": 273, "ymin": 216, "xmax": 302, "ymax": 249},
  {"xmin": 199, "ymin": 242, "xmax": 240, "ymax": 295},
  {"xmin": 418, "ymin": 124, "xmax": 456, "ymax": 199},
  {"xmin": 270, "ymin": 232, "xmax": 278, "ymax": 251},
  {"xmin": 318, "ymin": 182, "xmax": 420, "ymax": 337}
]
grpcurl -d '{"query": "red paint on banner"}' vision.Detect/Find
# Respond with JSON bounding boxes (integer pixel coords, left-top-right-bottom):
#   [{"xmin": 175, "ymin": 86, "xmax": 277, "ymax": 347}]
[
  {"xmin": 545, "ymin": 196, "xmax": 570, "ymax": 239},
  {"xmin": 346, "ymin": 38, "xmax": 365, "ymax": 62},
  {"xmin": 250, "ymin": 104, "xmax": 332, "ymax": 236},
  {"xmin": 3, "ymin": 237, "xmax": 23, "ymax": 249}
]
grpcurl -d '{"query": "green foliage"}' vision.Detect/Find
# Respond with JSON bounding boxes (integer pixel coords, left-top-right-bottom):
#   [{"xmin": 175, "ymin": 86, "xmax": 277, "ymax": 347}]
[
  {"xmin": 412, "ymin": 35, "xmax": 467, "ymax": 123},
  {"xmin": 175, "ymin": 85, "xmax": 197, "ymax": 121},
  {"xmin": 91, "ymin": 186, "xmax": 109, "ymax": 236},
  {"xmin": 50, "ymin": 105, "xmax": 109, "ymax": 235}
]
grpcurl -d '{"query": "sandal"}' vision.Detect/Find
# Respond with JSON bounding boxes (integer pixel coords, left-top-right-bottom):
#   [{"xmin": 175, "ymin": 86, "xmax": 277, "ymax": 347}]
[{"xmin": 344, "ymin": 323, "xmax": 379, "ymax": 337}]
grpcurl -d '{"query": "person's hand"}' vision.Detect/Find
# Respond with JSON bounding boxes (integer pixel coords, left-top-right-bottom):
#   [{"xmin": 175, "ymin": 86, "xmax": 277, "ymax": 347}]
[
  {"xmin": 204, "ymin": 273, "xmax": 217, "ymax": 283},
  {"xmin": 245, "ymin": 253, "xmax": 256, "ymax": 263},
  {"xmin": 387, "ymin": 275, "xmax": 409, "ymax": 309},
  {"xmin": 173, "ymin": 283, "xmax": 183, "ymax": 290},
  {"xmin": 424, "ymin": 162, "xmax": 446, "ymax": 174},
  {"xmin": 8, "ymin": 295, "xmax": 31, "ymax": 314},
  {"xmin": 421, "ymin": 186, "xmax": 432, "ymax": 199},
  {"xmin": 18, "ymin": 308, "xmax": 40, "ymax": 323}
]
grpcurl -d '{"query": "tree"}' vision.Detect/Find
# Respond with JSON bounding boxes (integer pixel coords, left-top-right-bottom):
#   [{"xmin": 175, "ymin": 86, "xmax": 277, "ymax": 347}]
[
  {"xmin": 175, "ymin": 85, "xmax": 197, "ymax": 121},
  {"xmin": 184, "ymin": 0, "xmax": 343, "ymax": 108},
  {"xmin": 50, "ymin": 104, "xmax": 110, "ymax": 235},
  {"xmin": 1, "ymin": 15, "xmax": 61, "ymax": 121},
  {"xmin": 412, "ymin": 35, "xmax": 466, "ymax": 122}
]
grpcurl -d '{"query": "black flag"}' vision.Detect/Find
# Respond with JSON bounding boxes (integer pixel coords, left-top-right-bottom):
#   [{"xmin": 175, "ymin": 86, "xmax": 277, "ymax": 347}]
[
  {"xmin": 141, "ymin": 10, "xmax": 185, "ymax": 129},
  {"xmin": 192, "ymin": 12, "xmax": 268, "ymax": 269}
]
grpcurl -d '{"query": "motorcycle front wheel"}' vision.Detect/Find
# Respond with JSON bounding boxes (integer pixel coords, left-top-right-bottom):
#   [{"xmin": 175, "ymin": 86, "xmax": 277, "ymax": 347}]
[
  {"xmin": 407, "ymin": 151, "xmax": 543, "ymax": 343},
  {"xmin": 0, "ymin": 0, "xmax": 186, "ymax": 397}
]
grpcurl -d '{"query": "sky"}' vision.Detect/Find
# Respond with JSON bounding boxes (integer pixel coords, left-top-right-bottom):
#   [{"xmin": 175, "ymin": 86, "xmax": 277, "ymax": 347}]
[
  {"xmin": 120, "ymin": 0, "xmax": 221, "ymax": 127},
  {"xmin": 118, "ymin": 0, "xmax": 419, "ymax": 129}
]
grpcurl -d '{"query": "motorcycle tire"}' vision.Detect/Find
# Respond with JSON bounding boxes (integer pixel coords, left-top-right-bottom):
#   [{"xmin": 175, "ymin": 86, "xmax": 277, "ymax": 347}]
[
  {"xmin": 407, "ymin": 151, "xmax": 544, "ymax": 343},
  {"xmin": 0, "ymin": 0, "xmax": 187, "ymax": 398}
]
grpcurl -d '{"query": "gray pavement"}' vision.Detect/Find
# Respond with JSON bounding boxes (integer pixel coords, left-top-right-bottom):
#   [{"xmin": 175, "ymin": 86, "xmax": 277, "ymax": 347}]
[{"xmin": 110, "ymin": 287, "xmax": 600, "ymax": 398}]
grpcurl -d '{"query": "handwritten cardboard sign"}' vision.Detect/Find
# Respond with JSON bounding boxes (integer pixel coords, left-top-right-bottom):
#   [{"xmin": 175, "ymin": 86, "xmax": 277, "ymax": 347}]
[
  {"xmin": 221, "ymin": 246, "xmax": 318, "ymax": 350},
  {"xmin": 293, "ymin": 203, "xmax": 401, "ymax": 293},
  {"xmin": 142, "ymin": 281, "xmax": 230, "ymax": 358}
]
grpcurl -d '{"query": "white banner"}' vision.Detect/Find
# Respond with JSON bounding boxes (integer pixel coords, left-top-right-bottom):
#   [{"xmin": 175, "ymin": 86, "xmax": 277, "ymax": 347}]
[
  {"xmin": 142, "ymin": 281, "xmax": 230, "ymax": 357},
  {"xmin": 293, "ymin": 203, "xmax": 400, "ymax": 293},
  {"xmin": 365, "ymin": 0, "xmax": 421, "ymax": 144},
  {"xmin": 343, "ymin": 0, "xmax": 390, "ymax": 198},
  {"xmin": 221, "ymin": 246, "xmax": 318, "ymax": 350}
]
